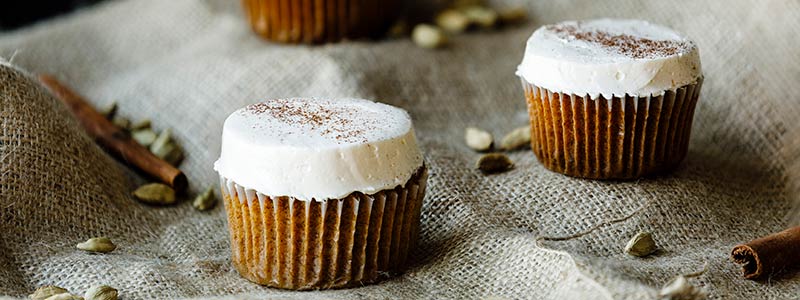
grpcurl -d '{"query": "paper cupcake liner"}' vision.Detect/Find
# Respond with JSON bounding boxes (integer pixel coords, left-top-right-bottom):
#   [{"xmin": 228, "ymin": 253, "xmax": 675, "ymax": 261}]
[
  {"xmin": 242, "ymin": 0, "xmax": 404, "ymax": 44},
  {"xmin": 522, "ymin": 79, "xmax": 703, "ymax": 179},
  {"xmin": 220, "ymin": 166, "xmax": 427, "ymax": 290}
]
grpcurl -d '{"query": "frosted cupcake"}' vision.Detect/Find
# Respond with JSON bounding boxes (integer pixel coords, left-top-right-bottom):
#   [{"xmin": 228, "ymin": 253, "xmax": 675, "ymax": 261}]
[
  {"xmin": 242, "ymin": 0, "xmax": 404, "ymax": 43},
  {"xmin": 516, "ymin": 19, "xmax": 703, "ymax": 179},
  {"xmin": 214, "ymin": 98, "xmax": 427, "ymax": 289}
]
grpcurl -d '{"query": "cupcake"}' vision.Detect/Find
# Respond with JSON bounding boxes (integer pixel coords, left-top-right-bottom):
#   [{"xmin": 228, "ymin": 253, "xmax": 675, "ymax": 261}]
[
  {"xmin": 214, "ymin": 98, "xmax": 427, "ymax": 289},
  {"xmin": 516, "ymin": 19, "xmax": 703, "ymax": 179},
  {"xmin": 241, "ymin": 0, "xmax": 405, "ymax": 43}
]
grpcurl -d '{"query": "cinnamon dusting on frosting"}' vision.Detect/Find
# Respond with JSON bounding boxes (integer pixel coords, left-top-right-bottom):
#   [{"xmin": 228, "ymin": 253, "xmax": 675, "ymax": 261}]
[
  {"xmin": 242, "ymin": 99, "xmax": 375, "ymax": 144},
  {"xmin": 546, "ymin": 23, "xmax": 690, "ymax": 59}
]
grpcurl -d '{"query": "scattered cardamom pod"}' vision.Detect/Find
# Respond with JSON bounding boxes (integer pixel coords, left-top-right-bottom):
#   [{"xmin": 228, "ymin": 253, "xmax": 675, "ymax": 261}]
[
  {"xmin": 151, "ymin": 140, "xmax": 174, "ymax": 159},
  {"xmin": 436, "ymin": 10, "xmax": 470, "ymax": 33},
  {"xmin": 659, "ymin": 276, "xmax": 706, "ymax": 300},
  {"xmin": 44, "ymin": 293, "xmax": 83, "ymax": 300},
  {"xmin": 462, "ymin": 6, "xmax": 498, "ymax": 28},
  {"xmin": 193, "ymin": 187, "xmax": 217, "ymax": 211},
  {"xmin": 149, "ymin": 129, "xmax": 171, "ymax": 153},
  {"xmin": 465, "ymin": 127, "xmax": 493, "ymax": 152},
  {"xmin": 148, "ymin": 129, "xmax": 184, "ymax": 165},
  {"xmin": 130, "ymin": 119, "xmax": 151, "ymax": 130},
  {"xmin": 163, "ymin": 143, "xmax": 184, "ymax": 166},
  {"xmin": 131, "ymin": 129, "xmax": 157, "ymax": 147},
  {"xmin": 498, "ymin": 7, "xmax": 528, "ymax": 25},
  {"xmin": 476, "ymin": 153, "xmax": 513, "ymax": 174},
  {"xmin": 30, "ymin": 285, "xmax": 69, "ymax": 300},
  {"xmin": 412, "ymin": 24, "xmax": 447, "ymax": 49},
  {"xmin": 500, "ymin": 126, "xmax": 530, "ymax": 151},
  {"xmin": 76, "ymin": 237, "xmax": 116, "ymax": 253},
  {"xmin": 101, "ymin": 102, "xmax": 117, "ymax": 119},
  {"xmin": 624, "ymin": 232, "xmax": 657, "ymax": 257},
  {"xmin": 133, "ymin": 183, "xmax": 176, "ymax": 205},
  {"xmin": 111, "ymin": 116, "xmax": 130, "ymax": 130},
  {"xmin": 84, "ymin": 285, "xmax": 118, "ymax": 300}
]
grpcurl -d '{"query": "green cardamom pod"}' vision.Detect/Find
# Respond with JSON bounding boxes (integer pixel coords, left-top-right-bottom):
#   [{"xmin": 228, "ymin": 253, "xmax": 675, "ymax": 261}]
[
  {"xmin": 131, "ymin": 129, "xmax": 157, "ymax": 147},
  {"xmin": 465, "ymin": 127, "xmax": 493, "ymax": 152},
  {"xmin": 462, "ymin": 6, "xmax": 498, "ymax": 28},
  {"xmin": 84, "ymin": 285, "xmax": 118, "ymax": 300},
  {"xmin": 476, "ymin": 153, "xmax": 514, "ymax": 174},
  {"xmin": 193, "ymin": 187, "xmax": 216, "ymax": 211},
  {"xmin": 133, "ymin": 183, "xmax": 176, "ymax": 205},
  {"xmin": 111, "ymin": 116, "xmax": 130, "ymax": 130},
  {"xmin": 149, "ymin": 129, "xmax": 171, "ymax": 154},
  {"xmin": 659, "ymin": 276, "xmax": 704, "ymax": 299},
  {"xmin": 625, "ymin": 232, "xmax": 657, "ymax": 257},
  {"xmin": 500, "ymin": 126, "xmax": 531, "ymax": 151},
  {"xmin": 163, "ymin": 143, "xmax": 184, "ymax": 166},
  {"xmin": 30, "ymin": 285, "xmax": 69, "ymax": 300},
  {"xmin": 130, "ymin": 119, "xmax": 151, "ymax": 130},
  {"xmin": 76, "ymin": 237, "xmax": 116, "ymax": 253}
]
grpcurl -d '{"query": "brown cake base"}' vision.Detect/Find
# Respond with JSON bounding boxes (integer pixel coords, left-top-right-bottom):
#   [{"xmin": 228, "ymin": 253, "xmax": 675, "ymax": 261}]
[
  {"xmin": 241, "ymin": 0, "xmax": 404, "ymax": 44},
  {"xmin": 221, "ymin": 167, "xmax": 427, "ymax": 290},
  {"xmin": 522, "ymin": 79, "xmax": 702, "ymax": 179}
]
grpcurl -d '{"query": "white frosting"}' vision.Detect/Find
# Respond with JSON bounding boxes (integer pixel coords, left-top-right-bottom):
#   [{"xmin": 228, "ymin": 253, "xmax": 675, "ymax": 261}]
[
  {"xmin": 516, "ymin": 19, "xmax": 702, "ymax": 98},
  {"xmin": 214, "ymin": 98, "xmax": 424, "ymax": 201}
]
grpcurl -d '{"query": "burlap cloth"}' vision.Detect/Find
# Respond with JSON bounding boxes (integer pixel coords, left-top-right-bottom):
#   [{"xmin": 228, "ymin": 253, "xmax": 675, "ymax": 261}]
[{"xmin": 1, "ymin": 0, "xmax": 799, "ymax": 299}]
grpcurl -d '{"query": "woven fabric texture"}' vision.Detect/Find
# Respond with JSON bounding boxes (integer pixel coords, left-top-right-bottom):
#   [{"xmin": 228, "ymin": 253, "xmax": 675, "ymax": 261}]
[{"xmin": 1, "ymin": 0, "xmax": 799, "ymax": 299}]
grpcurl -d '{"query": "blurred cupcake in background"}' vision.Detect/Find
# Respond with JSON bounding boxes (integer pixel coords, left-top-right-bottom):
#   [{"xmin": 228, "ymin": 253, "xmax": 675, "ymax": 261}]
[{"xmin": 242, "ymin": 0, "xmax": 405, "ymax": 43}]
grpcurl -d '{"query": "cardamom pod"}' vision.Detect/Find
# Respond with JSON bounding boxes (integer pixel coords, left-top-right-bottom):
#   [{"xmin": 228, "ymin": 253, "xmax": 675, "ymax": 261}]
[
  {"xmin": 101, "ymin": 102, "xmax": 117, "ymax": 120},
  {"xmin": 462, "ymin": 6, "xmax": 498, "ymax": 28},
  {"xmin": 76, "ymin": 237, "xmax": 116, "ymax": 253},
  {"xmin": 624, "ymin": 232, "xmax": 657, "ymax": 257},
  {"xmin": 500, "ymin": 126, "xmax": 530, "ymax": 151},
  {"xmin": 131, "ymin": 129, "xmax": 157, "ymax": 147},
  {"xmin": 193, "ymin": 187, "xmax": 217, "ymax": 211},
  {"xmin": 130, "ymin": 119, "xmax": 151, "ymax": 130},
  {"xmin": 111, "ymin": 116, "xmax": 130, "ymax": 130},
  {"xmin": 659, "ymin": 276, "xmax": 705, "ymax": 300},
  {"xmin": 149, "ymin": 129, "xmax": 171, "ymax": 154},
  {"xmin": 84, "ymin": 285, "xmax": 118, "ymax": 300},
  {"xmin": 150, "ymin": 129, "xmax": 183, "ymax": 166},
  {"xmin": 412, "ymin": 24, "xmax": 447, "ymax": 49},
  {"xmin": 476, "ymin": 153, "xmax": 513, "ymax": 174},
  {"xmin": 436, "ymin": 10, "xmax": 470, "ymax": 33},
  {"xmin": 163, "ymin": 143, "xmax": 184, "ymax": 166},
  {"xmin": 465, "ymin": 127, "xmax": 493, "ymax": 152},
  {"xmin": 44, "ymin": 293, "xmax": 83, "ymax": 300},
  {"xmin": 30, "ymin": 285, "xmax": 69, "ymax": 300},
  {"xmin": 133, "ymin": 183, "xmax": 176, "ymax": 205}
]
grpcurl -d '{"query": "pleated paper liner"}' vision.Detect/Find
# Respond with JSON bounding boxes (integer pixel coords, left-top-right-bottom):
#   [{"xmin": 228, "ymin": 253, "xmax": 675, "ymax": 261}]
[
  {"xmin": 522, "ymin": 79, "xmax": 703, "ymax": 179},
  {"xmin": 241, "ymin": 0, "xmax": 404, "ymax": 44},
  {"xmin": 220, "ymin": 167, "xmax": 427, "ymax": 290}
]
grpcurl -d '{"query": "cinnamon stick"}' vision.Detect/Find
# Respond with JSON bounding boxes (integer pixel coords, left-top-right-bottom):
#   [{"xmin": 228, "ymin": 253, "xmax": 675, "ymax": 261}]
[
  {"xmin": 38, "ymin": 74, "xmax": 187, "ymax": 192},
  {"xmin": 731, "ymin": 226, "xmax": 800, "ymax": 279}
]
